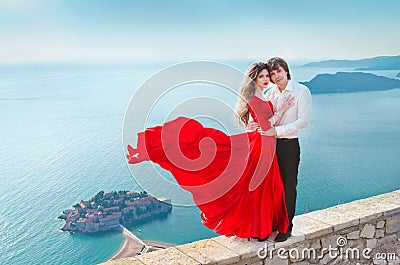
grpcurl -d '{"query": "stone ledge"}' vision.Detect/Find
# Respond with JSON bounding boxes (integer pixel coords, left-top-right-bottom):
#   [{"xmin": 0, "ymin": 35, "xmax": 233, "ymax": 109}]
[
  {"xmin": 175, "ymin": 238, "xmax": 240, "ymax": 264},
  {"xmin": 137, "ymin": 247, "xmax": 200, "ymax": 265},
  {"xmin": 100, "ymin": 189, "xmax": 400, "ymax": 265}
]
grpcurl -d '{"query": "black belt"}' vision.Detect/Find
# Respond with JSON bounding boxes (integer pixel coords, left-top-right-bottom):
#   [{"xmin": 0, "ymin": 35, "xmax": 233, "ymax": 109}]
[{"xmin": 276, "ymin": 138, "xmax": 298, "ymax": 142}]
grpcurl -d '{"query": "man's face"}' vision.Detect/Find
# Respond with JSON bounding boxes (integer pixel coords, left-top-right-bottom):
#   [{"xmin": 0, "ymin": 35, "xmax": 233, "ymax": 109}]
[{"xmin": 269, "ymin": 66, "xmax": 288, "ymax": 89}]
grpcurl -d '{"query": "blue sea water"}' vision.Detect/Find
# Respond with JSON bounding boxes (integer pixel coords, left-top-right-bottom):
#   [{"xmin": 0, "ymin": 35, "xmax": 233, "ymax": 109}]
[{"xmin": 0, "ymin": 63, "xmax": 399, "ymax": 264}]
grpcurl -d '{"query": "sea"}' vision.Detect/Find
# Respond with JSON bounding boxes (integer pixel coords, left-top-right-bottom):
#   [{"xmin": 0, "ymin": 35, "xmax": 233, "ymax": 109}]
[{"xmin": 0, "ymin": 61, "xmax": 399, "ymax": 264}]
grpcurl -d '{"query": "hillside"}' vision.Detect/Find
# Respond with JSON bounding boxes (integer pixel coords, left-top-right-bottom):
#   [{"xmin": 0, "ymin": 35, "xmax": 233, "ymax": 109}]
[
  {"xmin": 302, "ymin": 55, "xmax": 400, "ymax": 70},
  {"xmin": 301, "ymin": 72, "xmax": 400, "ymax": 94}
]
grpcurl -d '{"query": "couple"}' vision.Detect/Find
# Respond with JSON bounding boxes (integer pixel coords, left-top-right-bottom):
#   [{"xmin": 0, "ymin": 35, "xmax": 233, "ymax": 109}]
[{"xmin": 126, "ymin": 57, "xmax": 312, "ymax": 242}]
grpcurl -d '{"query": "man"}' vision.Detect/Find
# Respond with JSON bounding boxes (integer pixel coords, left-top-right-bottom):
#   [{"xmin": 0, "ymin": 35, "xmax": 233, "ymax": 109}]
[{"xmin": 254, "ymin": 57, "xmax": 312, "ymax": 242}]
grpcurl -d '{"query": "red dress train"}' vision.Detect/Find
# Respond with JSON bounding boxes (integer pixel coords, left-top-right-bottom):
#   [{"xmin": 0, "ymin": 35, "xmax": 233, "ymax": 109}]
[{"xmin": 127, "ymin": 96, "xmax": 288, "ymax": 239}]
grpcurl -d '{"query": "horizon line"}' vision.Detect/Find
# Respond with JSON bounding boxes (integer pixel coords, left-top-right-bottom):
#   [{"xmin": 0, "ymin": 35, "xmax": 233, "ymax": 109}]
[{"xmin": 0, "ymin": 54, "xmax": 399, "ymax": 67}]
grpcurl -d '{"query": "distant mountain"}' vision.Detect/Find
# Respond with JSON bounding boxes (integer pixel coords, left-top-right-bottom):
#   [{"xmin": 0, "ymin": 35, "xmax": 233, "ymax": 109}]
[
  {"xmin": 301, "ymin": 72, "xmax": 400, "ymax": 94},
  {"xmin": 302, "ymin": 55, "xmax": 400, "ymax": 70}
]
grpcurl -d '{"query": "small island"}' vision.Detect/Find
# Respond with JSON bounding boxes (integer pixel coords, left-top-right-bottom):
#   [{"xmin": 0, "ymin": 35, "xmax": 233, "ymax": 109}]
[
  {"xmin": 301, "ymin": 72, "xmax": 400, "ymax": 94},
  {"xmin": 59, "ymin": 190, "xmax": 172, "ymax": 233}
]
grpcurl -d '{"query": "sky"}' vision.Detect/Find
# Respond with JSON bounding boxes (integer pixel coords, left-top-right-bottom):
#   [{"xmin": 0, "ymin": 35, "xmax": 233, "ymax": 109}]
[{"xmin": 0, "ymin": 0, "xmax": 399, "ymax": 64}]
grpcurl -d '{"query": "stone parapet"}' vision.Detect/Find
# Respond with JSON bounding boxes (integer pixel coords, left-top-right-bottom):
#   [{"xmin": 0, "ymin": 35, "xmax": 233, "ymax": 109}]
[{"xmin": 101, "ymin": 189, "xmax": 400, "ymax": 265}]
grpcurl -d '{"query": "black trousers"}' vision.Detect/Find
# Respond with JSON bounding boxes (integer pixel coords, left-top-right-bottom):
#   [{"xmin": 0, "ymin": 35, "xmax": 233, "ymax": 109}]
[{"xmin": 276, "ymin": 138, "xmax": 300, "ymax": 233}]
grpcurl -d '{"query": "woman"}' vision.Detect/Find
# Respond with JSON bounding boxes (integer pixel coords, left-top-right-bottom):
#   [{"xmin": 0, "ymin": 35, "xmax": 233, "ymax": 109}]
[{"xmin": 126, "ymin": 62, "xmax": 293, "ymax": 241}]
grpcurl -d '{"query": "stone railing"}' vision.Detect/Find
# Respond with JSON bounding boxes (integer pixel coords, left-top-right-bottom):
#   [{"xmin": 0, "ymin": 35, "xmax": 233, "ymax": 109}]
[{"xmin": 101, "ymin": 189, "xmax": 400, "ymax": 265}]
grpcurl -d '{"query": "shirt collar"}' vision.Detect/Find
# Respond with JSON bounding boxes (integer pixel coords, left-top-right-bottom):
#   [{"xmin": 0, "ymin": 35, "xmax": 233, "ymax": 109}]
[
  {"xmin": 285, "ymin": 80, "xmax": 293, "ymax": 91},
  {"xmin": 275, "ymin": 79, "xmax": 293, "ymax": 94}
]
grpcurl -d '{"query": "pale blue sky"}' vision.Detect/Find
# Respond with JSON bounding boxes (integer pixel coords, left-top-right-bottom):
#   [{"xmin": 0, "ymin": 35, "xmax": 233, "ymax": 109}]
[{"xmin": 1, "ymin": 0, "xmax": 399, "ymax": 63}]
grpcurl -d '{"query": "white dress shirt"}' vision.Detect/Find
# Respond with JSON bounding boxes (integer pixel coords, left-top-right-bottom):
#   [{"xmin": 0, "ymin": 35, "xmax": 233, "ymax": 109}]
[{"xmin": 264, "ymin": 80, "xmax": 312, "ymax": 139}]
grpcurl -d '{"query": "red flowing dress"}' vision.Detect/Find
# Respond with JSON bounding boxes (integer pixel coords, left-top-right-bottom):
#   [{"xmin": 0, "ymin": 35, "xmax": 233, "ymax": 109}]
[{"xmin": 129, "ymin": 96, "xmax": 288, "ymax": 239}]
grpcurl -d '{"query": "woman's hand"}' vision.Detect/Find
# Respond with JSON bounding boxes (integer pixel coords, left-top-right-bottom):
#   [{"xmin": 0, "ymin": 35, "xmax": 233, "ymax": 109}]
[
  {"xmin": 247, "ymin": 121, "xmax": 260, "ymax": 131},
  {"xmin": 279, "ymin": 95, "xmax": 295, "ymax": 114},
  {"xmin": 258, "ymin": 126, "xmax": 277, "ymax": 136}
]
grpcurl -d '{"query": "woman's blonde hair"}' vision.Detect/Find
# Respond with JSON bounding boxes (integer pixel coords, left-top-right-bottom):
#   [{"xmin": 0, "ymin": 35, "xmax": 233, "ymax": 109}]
[{"xmin": 236, "ymin": 62, "xmax": 269, "ymax": 127}]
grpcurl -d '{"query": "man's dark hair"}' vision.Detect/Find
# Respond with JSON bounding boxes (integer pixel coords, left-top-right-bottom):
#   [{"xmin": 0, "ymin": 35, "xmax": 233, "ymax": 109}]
[{"xmin": 267, "ymin": 57, "xmax": 291, "ymax": 80}]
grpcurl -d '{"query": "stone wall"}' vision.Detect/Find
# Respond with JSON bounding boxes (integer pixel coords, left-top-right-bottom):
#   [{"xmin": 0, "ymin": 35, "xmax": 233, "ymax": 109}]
[{"xmin": 101, "ymin": 189, "xmax": 400, "ymax": 265}]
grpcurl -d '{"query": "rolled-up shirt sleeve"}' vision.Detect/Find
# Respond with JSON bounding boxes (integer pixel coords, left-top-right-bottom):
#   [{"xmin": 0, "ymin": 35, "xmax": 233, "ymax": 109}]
[{"xmin": 275, "ymin": 88, "xmax": 312, "ymax": 137}]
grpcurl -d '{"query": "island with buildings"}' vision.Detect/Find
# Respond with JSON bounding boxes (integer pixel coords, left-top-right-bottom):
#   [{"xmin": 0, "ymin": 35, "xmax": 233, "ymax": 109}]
[{"xmin": 59, "ymin": 190, "xmax": 172, "ymax": 233}]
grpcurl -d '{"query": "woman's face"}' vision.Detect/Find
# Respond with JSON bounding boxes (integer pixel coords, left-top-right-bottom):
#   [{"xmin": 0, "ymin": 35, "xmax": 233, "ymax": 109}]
[{"xmin": 254, "ymin": 69, "xmax": 270, "ymax": 90}]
